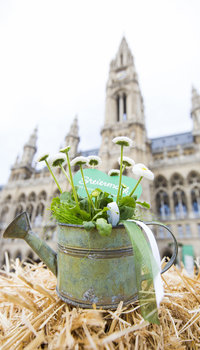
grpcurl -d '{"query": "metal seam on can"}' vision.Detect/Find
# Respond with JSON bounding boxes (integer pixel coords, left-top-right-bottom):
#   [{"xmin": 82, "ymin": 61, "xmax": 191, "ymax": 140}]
[{"xmin": 57, "ymin": 243, "xmax": 133, "ymax": 259}]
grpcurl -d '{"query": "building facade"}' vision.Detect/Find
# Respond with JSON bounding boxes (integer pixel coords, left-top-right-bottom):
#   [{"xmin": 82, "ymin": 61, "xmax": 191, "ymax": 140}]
[{"xmin": 1, "ymin": 37, "xmax": 200, "ymax": 264}]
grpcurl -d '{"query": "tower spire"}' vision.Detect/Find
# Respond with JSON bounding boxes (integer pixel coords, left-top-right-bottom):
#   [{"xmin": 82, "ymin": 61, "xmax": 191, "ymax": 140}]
[
  {"xmin": 65, "ymin": 116, "xmax": 80, "ymax": 158},
  {"xmin": 21, "ymin": 127, "xmax": 38, "ymax": 165},
  {"xmin": 191, "ymin": 86, "xmax": 200, "ymax": 143}
]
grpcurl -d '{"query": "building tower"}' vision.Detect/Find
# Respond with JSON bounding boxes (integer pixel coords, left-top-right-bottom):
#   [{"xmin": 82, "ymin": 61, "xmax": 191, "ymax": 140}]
[
  {"xmin": 9, "ymin": 127, "xmax": 38, "ymax": 181},
  {"xmin": 65, "ymin": 116, "xmax": 80, "ymax": 158},
  {"xmin": 191, "ymin": 86, "xmax": 200, "ymax": 145},
  {"xmin": 99, "ymin": 37, "xmax": 150, "ymax": 170},
  {"xmin": 99, "ymin": 37, "xmax": 151, "ymax": 202}
]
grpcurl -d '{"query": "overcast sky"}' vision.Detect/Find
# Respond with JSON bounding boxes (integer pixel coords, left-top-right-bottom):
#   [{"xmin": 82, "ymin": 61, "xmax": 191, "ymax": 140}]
[{"xmin": 0, "ymin": 0, "xmax": 200, "ymax": 185}]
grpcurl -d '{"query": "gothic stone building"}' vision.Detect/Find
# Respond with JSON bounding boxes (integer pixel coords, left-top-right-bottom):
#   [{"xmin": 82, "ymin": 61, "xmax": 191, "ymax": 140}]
[{"xmin": 1, "ymin": 37, "xmax": 200, "ymax": 265}]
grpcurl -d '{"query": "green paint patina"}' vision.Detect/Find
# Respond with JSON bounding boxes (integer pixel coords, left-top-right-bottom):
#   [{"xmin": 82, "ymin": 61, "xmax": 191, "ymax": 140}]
[{"xmin": 57, "ymin": 223, "xmax": 137, "ymax": 307}]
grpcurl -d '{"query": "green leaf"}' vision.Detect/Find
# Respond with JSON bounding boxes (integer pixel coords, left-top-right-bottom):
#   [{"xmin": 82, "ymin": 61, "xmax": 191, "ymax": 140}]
[
  {"xmin": 119, "ymin": 196, "xmax": 136, "ymax": 208},
  {"xmin": 96, "ymin": 218, "xmax": 112, "ymax": 236},
  {"xmin": 83, "ymin": 221, "xmax": 95, "ymax": 231},
  {"xmin": 136, "ymin": 201, "xmax": 150, "ymax": 209},
  {"xmin": 119, "ymin": 206, "xmax": 135, "ymax": 220},
  {"xmin": 79, "ymin": 197, "xmax": 90, "ymax": 212}
]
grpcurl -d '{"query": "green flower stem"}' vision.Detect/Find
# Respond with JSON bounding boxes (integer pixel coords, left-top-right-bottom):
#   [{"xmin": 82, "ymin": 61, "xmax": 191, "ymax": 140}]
[
  {"xmin": 129, "ymin": 176, "xmax": 143, "ymax": 197},
  {"xmin": 122, "ymin": 165, "xmax": 126, "ymax": 173},
  {"xmin": 45, "ymin": 160, "xmax": 62, "ymax": 193},
  {"xmin": 116, "ymin": 145, "xmax": 123, "ymax": 204},
  {"xmin": 80, "ymin": 165, "xmax": 95, "ymax": 210},
  {"xmin": 66, "ymin": 153, "xmax": 79, "ymax": 206},
  {"xmin": 60, "ymin": 164, "xmax": 72, "ymax": 186}
]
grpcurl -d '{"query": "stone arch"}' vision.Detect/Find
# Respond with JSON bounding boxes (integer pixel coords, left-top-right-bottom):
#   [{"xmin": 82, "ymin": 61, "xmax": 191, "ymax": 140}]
[
  {"xmin": 18, "ymin": 193, "xmax": 26, "ymax": 202},
  {"xmin": 173, "ymin": 188, "xmax": 187, "ymax": 218},
  {"xmin": 187, "ymin": 171, "xmax": 200, "ymax": 185},
  {"xmin": 28, "ymin": 192, "xmax": 36, "ymax": 202},
  {"xmin": 4, "ymin": 194, "xmax": 12, "ymax": 203},
  {"xmin": 170, "ymin": 173, "xmax": 184, "ymax": 187},
  {"xmin": 154, "ymin": 175, "xmax": 168, "ymax": 189},
  {"xmin": 155, "ymin": 191, "xmax": 170, "ymax": 218},
  {"xmin": 38, "ymin": 190, "xmax": 47, "ymax": 201}
]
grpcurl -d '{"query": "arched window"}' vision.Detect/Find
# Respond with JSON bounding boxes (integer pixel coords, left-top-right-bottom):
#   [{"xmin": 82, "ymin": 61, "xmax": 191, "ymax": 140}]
[
  {"xmin": 28, "ymin": 192, "xmax": 36, "ymax": 202},
  {"xmin": 18, "ymin": 193, "xmax": 26, "ymax": 202},
  {"xmin": 116, "ymin": 93, "xmax": 127, "ymax": 122},
  {"xmin": 173, "ymin": 189, "xmax": 187, "ymax": 218},
  {"xmin": 38, "ymin": 191, "xmax": 47, "ymax": 201},
  {"xmin": 156, "ymin": 191, "xmax": 170, "ymax": 218},
  {"xmin": 171, "ymin": 173, "xmax": 184, "ymax": 187},
  {"xmin": 154, "ymin": 175, "xmax": 167, "ymax": 189},
  {"xmin": 188, "ymin": 171, "xmax": 200, "ymax": 185},
  {"xmin": 191, "ymin": 187, "xmax": 200, "ymax": 216},
  {"xmin": 5, "ymin": 195, "xmax": 12, "ymax": 203},
  {"xmin": 14, "ymin": 205, "xmax": 23, "ymax": 218}
]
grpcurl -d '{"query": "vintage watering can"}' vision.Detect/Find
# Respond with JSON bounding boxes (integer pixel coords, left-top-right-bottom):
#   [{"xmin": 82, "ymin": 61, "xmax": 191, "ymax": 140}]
[{"xmin": 3, "ymin": 212, "xmax": 178, "ymax": 309}]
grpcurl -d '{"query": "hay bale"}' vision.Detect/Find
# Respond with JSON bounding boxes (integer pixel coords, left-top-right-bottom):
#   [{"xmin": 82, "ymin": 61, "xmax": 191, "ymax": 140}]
[{"xmin": 0, "ymin": 257, "xmax": 200, "ymax": 349}]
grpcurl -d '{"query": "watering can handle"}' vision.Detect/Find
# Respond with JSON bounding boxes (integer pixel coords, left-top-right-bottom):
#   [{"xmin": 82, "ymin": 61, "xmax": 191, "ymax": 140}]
[{"xmin": 145, "ymin": 221, "xmax": 178, "ymax": 274}]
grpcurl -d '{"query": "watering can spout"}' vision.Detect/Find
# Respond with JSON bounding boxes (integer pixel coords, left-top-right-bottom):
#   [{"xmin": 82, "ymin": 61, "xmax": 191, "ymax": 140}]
[{"xmin": 3, "ymin": 212, "xmax": 57, "ymax": 276}]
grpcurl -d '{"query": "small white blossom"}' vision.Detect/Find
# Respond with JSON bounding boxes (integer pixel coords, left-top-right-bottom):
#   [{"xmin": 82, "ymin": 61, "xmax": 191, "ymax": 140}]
[
  {"xmin": 71, "ymin": 156, "xmax": 88, "ymax": 167},
  {"xmin": 48, "ymin": 153, "xmax": 67, "ymax": 167},
  {"xmin": 118, "ymin": 156, "xmax": 135, "ymax": 168},
  {"xmin": 132, "ymin": 163, "xmax": 154, "ymax": 180},
  {"xmin": 108, "ymin": 169, "xmax": 120, "ymax": 176},
  {"xmin": 38, "ymin": 153, "xmax": 49, "ymax": 162},
  {"xmin": 60, "ymin": 146, "xmax": 71, "ymax": 153},
  {"xmin": 87, "ymin": 155, "xmax": 102, "ymax": 168},
  {"xmin": 112, "ymin": 136, "xmax": 133, "ymax": 147}
]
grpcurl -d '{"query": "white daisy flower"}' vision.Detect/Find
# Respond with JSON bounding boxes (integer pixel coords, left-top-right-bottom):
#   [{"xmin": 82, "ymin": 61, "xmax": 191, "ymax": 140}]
[
  {"xmin": 60, "ymin": 146, "xmax": 71, "ymax": 153},
  {"xmin": 87, "ymin": 155, "xmax": 102, "ymax": 168},
  {"xmin": 71, "ymin": 156, "xmax": 88, "ymax": 167},
  {"xmin": 118, "ymin": 156, "xmax": 135, "ymax": 168},
  {"xmin": 108, "ymin": 169, "xmax": 120, "ymax": 176},
  {"xmin": 38, "ymin": 153, "xmax": 49, "ymax": 162},
  {"xmin": 112, "ymin": 136, "xmax": 133, "ymax": 147},
  {"xmin": 132, "ymin": 163, "xmax": 154, "ymax": 180},
  {"xmin": 48, "ymin": 153, "xmax": 67, "ymax": 167}
]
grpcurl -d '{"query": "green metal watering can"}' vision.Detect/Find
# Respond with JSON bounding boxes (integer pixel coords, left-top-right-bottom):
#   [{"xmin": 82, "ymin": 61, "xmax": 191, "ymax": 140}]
[{"xmin": 3, "ymin": 212, "xmax": 178, "ymax": 309}]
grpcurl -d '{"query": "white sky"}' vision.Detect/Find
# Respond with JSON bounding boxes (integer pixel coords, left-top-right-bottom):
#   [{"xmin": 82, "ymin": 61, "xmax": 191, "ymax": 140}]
[{"xmin": 0, "ymin": 0, "xmax": 200, "ymax": 185}]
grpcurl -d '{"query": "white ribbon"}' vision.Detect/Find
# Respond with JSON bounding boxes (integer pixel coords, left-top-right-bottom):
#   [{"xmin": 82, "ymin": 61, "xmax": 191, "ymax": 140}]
[
  {"xmin": 129, "ymin": 220, "xmax": 164, "ymax": 307},
  {"xmin": 107, "ymin": 202, "xmax": 120, "ymax": 227}
]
